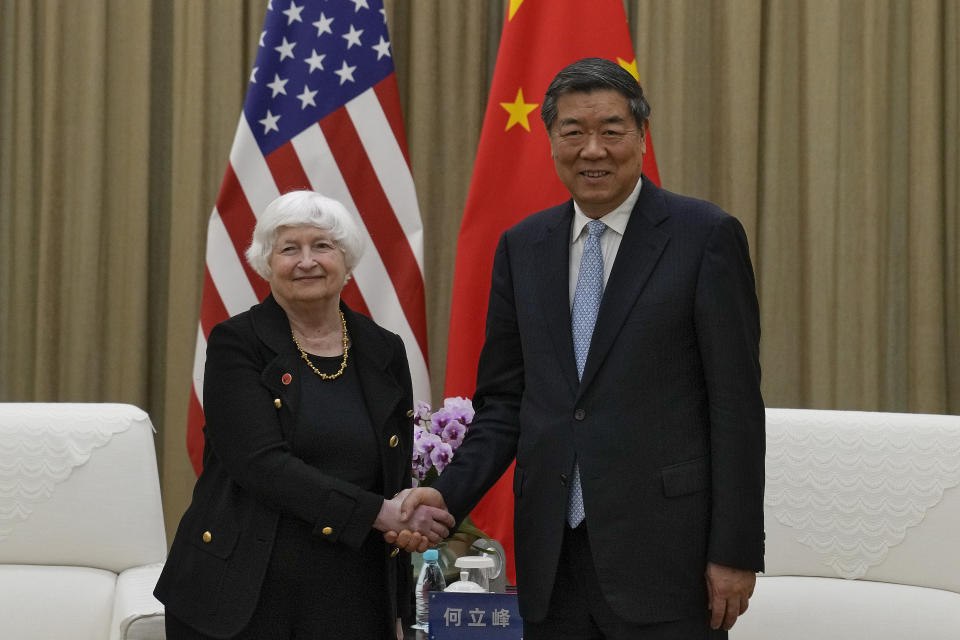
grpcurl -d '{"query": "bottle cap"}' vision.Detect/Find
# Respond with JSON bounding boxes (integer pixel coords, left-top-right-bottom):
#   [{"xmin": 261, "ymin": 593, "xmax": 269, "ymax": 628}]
[{"xmin": 423, "ymin": 548, "xmax": 439, "ymax": 561}]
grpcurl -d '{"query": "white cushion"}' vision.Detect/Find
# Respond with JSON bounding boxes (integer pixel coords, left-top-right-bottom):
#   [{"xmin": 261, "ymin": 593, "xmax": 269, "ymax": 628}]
[
  {"xmin": 764, "ymin": 408, "xmax": 960, "ymax": 591},
  {"xmin": 0, "ymin": 403, "xmax": 166, "ymax": 573},
  {"xmin": 0, "ymin": 564, "xmax": 115, "ymax": 640},
  {"xmin": 0, "ymin": 403, "xmax": 167, "ymax": 640},
  {"xmin": 732, "ymin": 576, "xmax": 960, "ymax": 640},
  {"xmin": 735, "ymin": 409, "xmax": 960, "ymax": 639}
]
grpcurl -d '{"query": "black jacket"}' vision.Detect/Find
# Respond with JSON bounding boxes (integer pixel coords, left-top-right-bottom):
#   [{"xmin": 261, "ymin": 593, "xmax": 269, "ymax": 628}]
[{"xmin": 155, "ymin": 295, "xmax": 414, "ymax": 637}]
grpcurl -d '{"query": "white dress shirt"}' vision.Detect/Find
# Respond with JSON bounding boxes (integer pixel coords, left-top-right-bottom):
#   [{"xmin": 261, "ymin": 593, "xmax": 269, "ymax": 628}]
[{"xmin": 568, "ymin": 177, "xmax": 644, "ymax": 307}]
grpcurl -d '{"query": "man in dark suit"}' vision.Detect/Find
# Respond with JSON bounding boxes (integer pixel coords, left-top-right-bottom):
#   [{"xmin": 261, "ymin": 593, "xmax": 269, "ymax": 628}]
[{"xmin": 395, "ymin": 57, "xmax": 765, "ymax": 639}]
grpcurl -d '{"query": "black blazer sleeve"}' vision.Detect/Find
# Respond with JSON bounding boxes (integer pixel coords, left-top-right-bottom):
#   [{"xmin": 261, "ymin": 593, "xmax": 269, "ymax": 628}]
[
  {"xmin": 694, "ymin": 214, "xmax": 766, "ymax": 570},
  {"xmin": 433, "ymin": 232, "xmax": 525, "ymax": 522}
]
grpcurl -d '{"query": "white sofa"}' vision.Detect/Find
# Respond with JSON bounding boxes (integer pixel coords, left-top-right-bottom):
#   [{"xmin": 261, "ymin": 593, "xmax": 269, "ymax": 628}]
[
  {"xmin": 733, "ymin": 408, "xmax": 960, "ymax": 639},
  {"xmin": 0, "ymin": 403, "xmax": 167, "ymax": 640}
]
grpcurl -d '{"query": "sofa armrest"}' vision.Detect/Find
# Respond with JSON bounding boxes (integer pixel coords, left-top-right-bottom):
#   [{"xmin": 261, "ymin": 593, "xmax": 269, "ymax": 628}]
[{"xmin": 109, "ymin": 563, "xmax": 165, "ymax": 640}]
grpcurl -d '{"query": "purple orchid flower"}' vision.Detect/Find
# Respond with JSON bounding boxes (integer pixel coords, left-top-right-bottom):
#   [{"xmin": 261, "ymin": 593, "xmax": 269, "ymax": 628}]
[
  {"xmin": 414, "ymin": 431, "xmax": 441, "ymax": 456},
  {"xmin": 442, "ymin": 396, "xmax": 475, "ymax": 424},
  {"xmin": 410, "ymin": 396, "xmax": 475, "ymax": 482},
  {"xmin": 413, "ymin": 400, "xmax": 432, "ymax": 426},
  {"xmin": 429, "ymin": 441, "xmax": 454, "ymax": 472},
  {"xmin": 441, "ymin": 419, "xmax": 467, "ymax": 447}
]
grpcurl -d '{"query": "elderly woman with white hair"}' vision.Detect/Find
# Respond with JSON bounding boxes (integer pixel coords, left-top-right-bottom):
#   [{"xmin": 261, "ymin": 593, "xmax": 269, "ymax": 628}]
[{"xmin": 155, "ymin": 191, "xmax": 454, "ymax": 640}]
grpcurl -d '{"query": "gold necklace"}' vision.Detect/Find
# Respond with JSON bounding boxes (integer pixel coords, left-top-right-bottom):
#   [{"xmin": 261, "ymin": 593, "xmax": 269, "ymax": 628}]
[{"xmin": 291, "ymin": 311, "xmax": 349, "ymax": 380}]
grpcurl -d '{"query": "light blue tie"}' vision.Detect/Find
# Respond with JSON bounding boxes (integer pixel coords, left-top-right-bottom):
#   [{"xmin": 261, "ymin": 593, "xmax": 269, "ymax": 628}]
[{"xmin": 568, "ymin": 219, "xmax": 606, "ymax": 527}]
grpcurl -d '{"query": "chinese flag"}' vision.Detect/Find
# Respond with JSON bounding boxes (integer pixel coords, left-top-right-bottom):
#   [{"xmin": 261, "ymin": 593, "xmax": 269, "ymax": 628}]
[{"xmin": 444, "ymin": 0, "xmax": 661, "ymax": 584}]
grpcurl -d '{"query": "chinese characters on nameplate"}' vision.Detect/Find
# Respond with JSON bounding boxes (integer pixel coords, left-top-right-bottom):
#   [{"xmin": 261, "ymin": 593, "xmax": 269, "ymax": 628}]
[{"xmin": 428, "ymin": 593, "xmax": 522, "ymax": 639}]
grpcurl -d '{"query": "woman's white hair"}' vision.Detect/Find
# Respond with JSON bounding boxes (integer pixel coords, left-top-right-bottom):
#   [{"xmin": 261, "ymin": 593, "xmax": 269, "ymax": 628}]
[{"xmin": 245, "ymin": 190, "xmax": 365, "ymax": 280}]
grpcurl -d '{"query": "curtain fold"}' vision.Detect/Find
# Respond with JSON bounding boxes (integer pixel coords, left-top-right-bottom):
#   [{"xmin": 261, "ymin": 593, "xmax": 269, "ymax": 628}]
[
  {"xmin": 1, "ymin": 0, "xmax": 957, "ymax": 539},
  {"xmin": 1, "ymin": 1, "xmax": 153, "ymax": 402}
]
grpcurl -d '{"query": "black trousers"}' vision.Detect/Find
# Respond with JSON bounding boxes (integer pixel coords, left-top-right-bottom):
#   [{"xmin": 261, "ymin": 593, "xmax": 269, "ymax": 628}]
[{"xmin": 523, "ymin": 524, "xmax": 727, "ymax": 640}]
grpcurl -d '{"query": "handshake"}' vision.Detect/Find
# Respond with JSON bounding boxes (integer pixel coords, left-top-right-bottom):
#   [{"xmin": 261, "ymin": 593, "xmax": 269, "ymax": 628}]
[{"xmin": 374, "ymin": 487, "xmax": 454, "ymax": 553}]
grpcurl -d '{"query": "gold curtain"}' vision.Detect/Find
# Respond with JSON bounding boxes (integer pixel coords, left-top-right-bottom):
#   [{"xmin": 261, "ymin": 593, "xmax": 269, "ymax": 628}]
[
  {"xmin": 629, "ymin": 0, "xmax": 960, "ymax": 411},
  {"xmin": 2, "ymin": 0, "xmax": 957, "ymax": 540}
]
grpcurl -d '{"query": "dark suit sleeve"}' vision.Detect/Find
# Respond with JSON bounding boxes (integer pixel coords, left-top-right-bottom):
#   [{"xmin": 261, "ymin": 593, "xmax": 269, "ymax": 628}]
[
  {"xmin": 433, "ymin": 232, "xmax": 524, "ymax": 522},
  {"xmin": 695, "ymin": 214, "xmax": 766, "ymax": 571},
  {"xmin": 203, "ymin": 321, "xmax": 384, "ymax": 551}
]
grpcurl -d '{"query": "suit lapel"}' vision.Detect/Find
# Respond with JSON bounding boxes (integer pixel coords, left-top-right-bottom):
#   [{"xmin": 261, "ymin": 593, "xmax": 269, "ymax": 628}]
[
  {"xmin": 534, "ymin": 203, "xmax": 581, "ymax": 397},
  {"xmin": 577, "ymin": 178, "xmax": 671, "ymax": 395},
  {"xmin": 253, "ymin": 295, "xmax": 304, "ymax": 423},
  {"xmin": 344, "ymin": 305, "xmax": 404, "ymax": 433}
]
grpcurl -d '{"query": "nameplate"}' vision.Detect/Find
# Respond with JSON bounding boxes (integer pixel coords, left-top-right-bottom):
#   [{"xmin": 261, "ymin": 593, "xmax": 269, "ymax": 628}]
[{"xmin": 427, "ymin": 592, "xmax": 522, "ymax": 638}]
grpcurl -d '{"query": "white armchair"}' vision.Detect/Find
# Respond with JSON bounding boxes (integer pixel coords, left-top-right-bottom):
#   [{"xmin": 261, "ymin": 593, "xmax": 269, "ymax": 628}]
[
  {"xmin": 733, "ymin": 408, "xmax": 960, "ymax": 639},
  {"xmin": 0, "ymin": 403, "xmax": 167, "ymax": 640}
]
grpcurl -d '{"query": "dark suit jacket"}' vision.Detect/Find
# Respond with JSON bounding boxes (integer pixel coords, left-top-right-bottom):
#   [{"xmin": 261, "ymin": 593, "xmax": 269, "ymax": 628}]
[
  {"xmin": 155, "ymin": 295, "xmax": 414, "ymax": 638},
  {"xmin": 433, "ymin": 176, "xmax": 765, "ymax": 625}
]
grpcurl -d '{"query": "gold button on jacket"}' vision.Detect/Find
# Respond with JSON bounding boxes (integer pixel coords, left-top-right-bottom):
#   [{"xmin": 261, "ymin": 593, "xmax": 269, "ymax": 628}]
[
  {"xmin": 321, "ymin": 526, "xmax": 333, "ymax": 535},
  {"xmin": 202, "ymin": 531, "xmax": 212, "ymax": 543},
  {"xmin": 390, "ymin": 547, "xmax": 400, "ymax": 558},
  {"xmin": 273, "ymin": 398, "xmax": 282, "ymax": 408},
  {"xmin": 388, "ymin": 434, "xmax": 399, "ymax": 448}
]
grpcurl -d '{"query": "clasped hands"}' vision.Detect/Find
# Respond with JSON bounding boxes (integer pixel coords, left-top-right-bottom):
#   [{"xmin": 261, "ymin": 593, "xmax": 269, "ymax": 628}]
[{"xmin": 375, "ymin": 487, "xmax": 453, "ymax": 553}]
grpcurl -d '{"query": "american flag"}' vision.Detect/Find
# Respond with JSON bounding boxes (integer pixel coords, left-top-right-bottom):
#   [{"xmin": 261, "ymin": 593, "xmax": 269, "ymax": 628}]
[{"xmin": 187, "ymin": 0, "xmax": 429, "ymax": 473}]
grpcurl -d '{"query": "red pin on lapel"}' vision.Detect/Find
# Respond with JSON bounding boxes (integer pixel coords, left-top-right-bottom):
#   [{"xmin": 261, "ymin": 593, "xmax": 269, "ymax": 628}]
[{"xmin": 281, "ymin": 373, "xmax": 292, "ymax": 385}]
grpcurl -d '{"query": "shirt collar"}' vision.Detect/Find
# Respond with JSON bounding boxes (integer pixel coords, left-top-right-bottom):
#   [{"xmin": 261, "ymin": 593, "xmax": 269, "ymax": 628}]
[{"xmin": 570, "ymin": 176, "xmax": 643, "ymax": 244}]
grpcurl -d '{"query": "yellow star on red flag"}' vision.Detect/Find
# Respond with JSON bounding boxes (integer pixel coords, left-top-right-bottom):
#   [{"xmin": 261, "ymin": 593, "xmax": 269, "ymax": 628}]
[
  {"xmin": 500, "ymin": 88, "xmax": 538, "ymax": 132},
  {"xmin": 618, "ymin": 57, "xmax": 640, "ymax": 82}
]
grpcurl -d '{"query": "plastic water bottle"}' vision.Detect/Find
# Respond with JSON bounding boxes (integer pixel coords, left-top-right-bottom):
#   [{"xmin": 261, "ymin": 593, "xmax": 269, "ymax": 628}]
[{"xmin": 413, "ymin": 548, "xmax": 446, "ymax": 631}]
